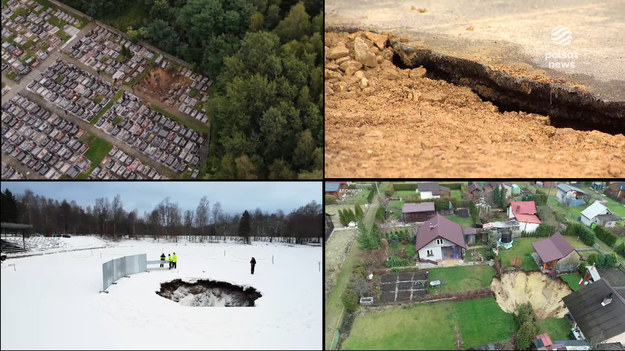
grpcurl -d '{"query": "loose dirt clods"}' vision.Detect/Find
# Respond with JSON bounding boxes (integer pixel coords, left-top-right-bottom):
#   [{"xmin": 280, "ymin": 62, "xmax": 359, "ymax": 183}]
[
  {"xmin": 490, "ymin": 271, "xmax": 571, "ymax": 319},
  {"xmin": 325, "ymin": 31, "xmax": 625, "ymax": 177}
]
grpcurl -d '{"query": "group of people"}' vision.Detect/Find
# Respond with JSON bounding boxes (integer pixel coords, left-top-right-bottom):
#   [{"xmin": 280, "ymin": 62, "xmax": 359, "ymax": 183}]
[
  {"xmin": 160, "ymin": 252, "xmax": 177, "ymax": 269},
  {"xmin": 158, "ymin": 252, "xmax": 257, "ymax": 274}
]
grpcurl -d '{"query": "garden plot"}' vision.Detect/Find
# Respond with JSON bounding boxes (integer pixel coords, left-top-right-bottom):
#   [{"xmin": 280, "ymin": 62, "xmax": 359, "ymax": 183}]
[
  {"xmin": 379, "ymin": 272, "xmax": 428, "ymax": 303},
  {"xmin": 26, "ymin": 58, "xmax": 118, "ymax": 123},
  {"xmin": 66, "ymin": 25, "xmax": 156, "ymax": 84},
  {"xmin": 88, "ymin": 145, "xmax": 166, "ymax": 180},
  {"xmin": 136, "ymin": 60, "xmax": 211, "ymax": 123},
  {"xmin": 94, "ymin": 90, "xmax": 205, "ymax": 174},
  {"xmin": 1, "ymin": 94, "xmax": 91, "ymax": 179},
  {"xmin": 490, "ymin": 271, "xmax": 572, "ymax": 319}
]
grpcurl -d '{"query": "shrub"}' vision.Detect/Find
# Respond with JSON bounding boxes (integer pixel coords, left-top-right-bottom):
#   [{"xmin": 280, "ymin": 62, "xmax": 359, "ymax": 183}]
[
  {"xmin": 517, "ymin": 322, "xmax": 538, "ymax": 350},
  {"xmin": 587, "ymin": 253, "xmax": 598, "ymax": 267},
  {"xmin": 342, "ymin": 288, "xmax": 359, "ymax": 311},
  {"xmin": 535, "ymin": 224, "xmax": 556, "ymax": 237},
  {"xmin": 385, "ymin": 256, "xmax": 410, "ymax": 267},
  {"xmin": 565, "ymin": 223, "xmax": 595, "ymax": 246},
  {"xmin": 367, "ymin": 185, "xmax": 375, "ymax": 203},
  {"xmin": 375, "ymin": 206, "xmax": 386, "ymax": 222},
  {"xmin": 325, "ymin": 195, "xmax": 337, "ymax": 204},
  {"xmin": 615, "ymin": 242, "xmax": 625, "ymax": 258},
  {"xmin": 578, "ymin": 261, "xmax": 587, "ymax": 276},
  {"xmin": 354, "ymin": 203, "xmax": 364, "ymax": 221},
  {"xmin": 533, "ymin": 194, "xmax": 547, "ymax": 205},
  {"xmin": 392, "ymin": 183, "xmax": 418, "ymax": 191},
  {"xmin": 439, "ymin": 182, "xmax": 463, "ymax": 190},
  {"xmin": 594, "ymin": 226, "xmax": 617, "ymax": 247}
]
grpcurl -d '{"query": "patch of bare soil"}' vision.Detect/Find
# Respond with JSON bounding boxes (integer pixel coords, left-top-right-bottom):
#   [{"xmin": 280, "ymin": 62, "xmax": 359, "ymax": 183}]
[
  {"xmin": 325, "ymin": 31, "xmax": 625, "ymax": 177},
  {"xmin": 137, "ymin": 66, "xmax": 190, "ymax": 102},
  {"xmin": 490, "ymin": 271, "xmax": 571, "ymax": 319}
]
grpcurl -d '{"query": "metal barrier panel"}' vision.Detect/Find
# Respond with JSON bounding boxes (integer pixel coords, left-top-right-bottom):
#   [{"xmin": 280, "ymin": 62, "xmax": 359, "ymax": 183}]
[
  {"xmin": 125, "ymin": 254, "xmax": 147, "ymax": 275},
  {"xmin": 102, "ymin": 260, "xmax": 115, "ymax": 291},
  {"xmin": 113, "ymin": 256, "xmax": 126, "ymax": 282}
]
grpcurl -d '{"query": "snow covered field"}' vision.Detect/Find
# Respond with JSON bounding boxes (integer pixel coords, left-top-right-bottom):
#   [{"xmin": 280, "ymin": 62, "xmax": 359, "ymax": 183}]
[{"xmin": 1, "ymin": 237, "xmax": 322, "ymax": 349}]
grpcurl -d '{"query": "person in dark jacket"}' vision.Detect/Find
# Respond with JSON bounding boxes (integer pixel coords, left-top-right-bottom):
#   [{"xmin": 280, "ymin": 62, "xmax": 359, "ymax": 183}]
[
  {"xmin": 160, "ymin": 253, "xmax": 165, "ymax": 267},
  {"xmin": 250, "ymin": 257, "xmax": 256, "ymax": 275}
]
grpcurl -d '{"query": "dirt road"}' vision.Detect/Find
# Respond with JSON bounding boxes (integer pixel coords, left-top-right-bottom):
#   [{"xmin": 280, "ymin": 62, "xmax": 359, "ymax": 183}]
[{"xmin": 325, "ymin": 31, "xmax": 625, "ymax": 177}]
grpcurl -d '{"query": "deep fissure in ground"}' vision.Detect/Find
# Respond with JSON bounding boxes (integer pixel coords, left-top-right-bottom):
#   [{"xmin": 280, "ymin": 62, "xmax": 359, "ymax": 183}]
[
  {"xmin": 156, "ymin": 279, "xmax": 262, "ymax": 307},
  {"xmin": 390, "ymin": 46, "xmax": 624, "ymax": 135}
]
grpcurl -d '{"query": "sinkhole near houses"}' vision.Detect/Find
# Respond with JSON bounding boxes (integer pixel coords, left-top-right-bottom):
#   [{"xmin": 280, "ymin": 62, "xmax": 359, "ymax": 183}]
[{"xmin": 156, "ymin": 279, "xmax": 262, "ymax": 307}]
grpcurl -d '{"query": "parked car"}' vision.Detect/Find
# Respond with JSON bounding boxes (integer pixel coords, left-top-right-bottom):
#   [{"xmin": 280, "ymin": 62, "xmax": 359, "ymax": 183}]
[{"xmin": 62, "ymin": 234, "xmax": 71, "ymax": 238}]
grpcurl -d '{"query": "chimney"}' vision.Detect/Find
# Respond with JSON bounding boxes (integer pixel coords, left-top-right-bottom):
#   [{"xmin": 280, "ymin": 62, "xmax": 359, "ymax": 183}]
[
  {"xmin": 517, "ymin": 205, "xmax": 521, "ymax": 211},
  {"xmin": 601, "ymin": 293, "xmax": 613, "ymax": 307},
  {"xmin": 429, "ymin": 223, "xmax": 434, "ymax": 230}
]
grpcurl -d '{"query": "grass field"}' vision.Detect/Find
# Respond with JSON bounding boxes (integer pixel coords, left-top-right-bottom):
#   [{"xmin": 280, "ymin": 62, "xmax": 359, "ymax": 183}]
[
  {"xmin": 465, "ymin": 248, "xmax": 488, "ymax": 262},
  {"xmin": 91, "ymin": 89, "xmax": 124, "ymax": 125},
  {"xmin": 560, "ymin": 273, "xmax": 584, "ymax": 292},
  {"xmin": 393, "ymin": 190, "xmax": 418, "ymax": 198},
  {"xmin": 445, "ymin": 215, "xmax": 474, "ymax": 228},
  {"xmin": 388, "ymin": 200, "xmax": 404, "ymax": 220},
  {"xmin": 428, "ymin": 265, "xmax": 495, "ymax": 294},
  {"xmin": 76, "ymin": 133, "xmax": 112, "ymax": 179},
  {"xmin": 540, "ymin": 318, "xmax": 571, "ymax": 341},
  {"xmin": 343, "ymin": 297, "xmax": 515, "ymax": 350},
  {"xmin": 498, "ymin": 237, "xmax": 542, "ymax": 270},
  {"xmin": 451, "ymin": 189, "xmax": 464, "ymax": 200},
  {"xmin": 344, "ymin": 190, "xmax": 371, "ymax": 204}
]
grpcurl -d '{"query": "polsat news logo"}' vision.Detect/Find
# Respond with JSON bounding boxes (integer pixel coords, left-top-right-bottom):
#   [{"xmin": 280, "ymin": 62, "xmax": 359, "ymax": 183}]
[
  {"xmin": 546, "ymin": 25, "xmax": 577, "ymax": 69},
  {"xmin": 551, "ymin": 25, "xmax": 572, "ymax": 46}
]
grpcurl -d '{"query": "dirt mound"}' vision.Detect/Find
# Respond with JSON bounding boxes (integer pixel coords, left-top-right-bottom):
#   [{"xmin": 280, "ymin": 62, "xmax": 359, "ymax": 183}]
[
  {"xmin": 324, "ymin": 31, "xmax": 625, "ymax": 177},
  {"xmin": 490, "ymin": 271, "xmax": 571, "ymax": 319},
  {"xmin": 137, "ymin": 66, "xmax": 189, "ymax": 100}
]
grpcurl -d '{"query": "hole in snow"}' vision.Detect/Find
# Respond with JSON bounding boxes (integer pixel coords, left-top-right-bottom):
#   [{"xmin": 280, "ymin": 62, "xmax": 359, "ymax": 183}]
[{"xmin": 156, "ymin": 278, "xmax": 262, "ymax": 307}]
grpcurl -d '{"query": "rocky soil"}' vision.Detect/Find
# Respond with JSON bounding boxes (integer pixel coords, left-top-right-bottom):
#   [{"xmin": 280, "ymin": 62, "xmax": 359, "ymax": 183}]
[{"xmin": 325, "ymin": 31, "xmax": 625, "ymax": 177}]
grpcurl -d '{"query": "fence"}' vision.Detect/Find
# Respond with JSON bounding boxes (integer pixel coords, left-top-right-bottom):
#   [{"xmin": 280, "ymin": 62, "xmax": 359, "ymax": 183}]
[{"xmin": 101, "ymin": 254, "xmax": 147, "ymax": 292}]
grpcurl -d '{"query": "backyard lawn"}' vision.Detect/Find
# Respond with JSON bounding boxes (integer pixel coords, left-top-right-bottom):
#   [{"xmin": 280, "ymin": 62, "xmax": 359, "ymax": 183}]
[
  {"xmin": 393, "ymin": 190, "xmax": 418, "ymax": 198},
  {"xmin": 343, "ymin": 297, "xmax": 515, "ymax": 350},
  {"xmin": 498, "ymin": 237, "xmax": 541, "ymax": 270},
  {"xmin": 465, "ymin": 248, "xmax": 488, "ymax": 262},
  {"xmin": 560, "ymin": 273, "xmax": 584, "ymax": 292},
  {"xmin": 540, "ymin": 318, "xmax": 571, "ymax": 341},
  {"xmin": 451, "ymin": 189, "xmax": 464, "ymax": 200},
  {"xmin": 445, "ymin": 215, "xmax": 474, "ymax": 228},
  {"xmin": 388, "ymin": 200, "xmax": 405, "ymax": 220},
  {"xmin": 428, "ymin": 265, "xmax": 495, "ymax": 294}
]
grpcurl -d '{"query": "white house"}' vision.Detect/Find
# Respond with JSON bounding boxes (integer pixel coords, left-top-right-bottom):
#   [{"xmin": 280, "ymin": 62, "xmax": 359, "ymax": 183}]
[
  {"xmin": 417, "ymin": 182, "xmax": 450, "ymax": 200},
  {"xmin": 415, "ymin": 214, "xmax": 469, "ymax": 263},
  {"xmin": 580, "ymin": 202, "xmax": 620, "ymax": 228},
  {"xmin": 507, "ymin": 201, "xmax": 541, "ymax": 233}
]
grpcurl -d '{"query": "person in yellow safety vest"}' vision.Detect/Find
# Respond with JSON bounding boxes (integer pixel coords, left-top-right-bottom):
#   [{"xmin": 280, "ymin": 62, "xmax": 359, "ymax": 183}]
[
  {"xmin": 168, "ymin": 254, "xmax": 172, "ymax": 270},
  {"xmin": 172, "ymin": 253, "xmax": 177, "ymax": 269}
]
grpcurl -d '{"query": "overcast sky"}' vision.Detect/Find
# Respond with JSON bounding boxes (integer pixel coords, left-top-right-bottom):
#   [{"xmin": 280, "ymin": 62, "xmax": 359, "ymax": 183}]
[{"xmin": 1, "ymin": 182, "xmax": 321, "ymax": 215}]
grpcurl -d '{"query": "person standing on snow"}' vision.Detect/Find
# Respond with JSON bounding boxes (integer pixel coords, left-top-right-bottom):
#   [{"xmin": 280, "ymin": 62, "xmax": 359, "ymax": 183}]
[
  {"xmin": 160, "ymin": 253, "xmax": 165, "ymax": 267},
  {"xmin": 168, "ymin": 254, "xmax": 172, "ymax": 269},
  {"xmin": 250, "ymin": 257, "xmax": 256, "ymax": 275},
  {"xmin": 172, "ymin": 252, "xmax": 177, "ymax": 269}
]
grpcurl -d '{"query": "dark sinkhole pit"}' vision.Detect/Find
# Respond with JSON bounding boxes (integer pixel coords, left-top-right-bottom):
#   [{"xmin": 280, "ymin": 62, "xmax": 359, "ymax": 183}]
[
  {"xmin": 156, "ymin": 279, "xmax": 262, "ymax": 307},
  {"xmin": 389, "ymin": 44, "xmax": 625, "ymax": 135}
]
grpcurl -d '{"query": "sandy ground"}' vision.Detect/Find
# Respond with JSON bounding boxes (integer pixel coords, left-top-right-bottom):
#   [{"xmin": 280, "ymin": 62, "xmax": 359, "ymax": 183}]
[
  {"xmin": 490, "ymin": 271, "xmax": 571, "ymax": 319},
  {"xmin": 325, "ymin": 31, "xmax": 625, "ymax": 177}
]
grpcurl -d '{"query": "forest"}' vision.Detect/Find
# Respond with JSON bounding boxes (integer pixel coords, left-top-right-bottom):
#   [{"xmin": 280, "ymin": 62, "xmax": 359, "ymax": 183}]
[
  {"xmin": 55, "ymin": 0, "xmax": 323, "ymax": 179},
  {"xmin": 1, "ymin": 189, "xmax": 322, "ymax": 242}
]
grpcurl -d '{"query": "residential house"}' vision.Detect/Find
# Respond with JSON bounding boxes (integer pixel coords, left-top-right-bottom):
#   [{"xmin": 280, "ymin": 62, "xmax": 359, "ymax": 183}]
[
  {"xmin": 556, "ymin": 184, "xmax": 587, "ymax": 207},
  {"xmin": 467, "ymin": 183, "xmax": 484, "ymax": 200},
  {"xmin": 580, "ymin": 202, "xmax": 621, "ymax": 228},
  {"xmin": 537, "ymin": 181, "xmax": 558, "ymax": 188},
  {"xmin": 417, "ymin": 182, "xmax": 450, "ymax": 199},
  {"xmin": 507, "ymin": 201, "xmax": 541, "ymax": 233},
  {"xmin": 531, "ymin": 232, "xmax": 580, "ymax": 274},
  {"xmin": 325, "ymin": 182, "xmax": 347, "ymax": 198},
  {"xmin": 562, "ymin": 279, "xmax": 625, "ymax": 345},
  {"xmin": 402, "ymin": 202, "xmax": 436, "ymax": 223},
  {"xmin": 325, "ymin": 213, "xmax": 334, "ymax": 242},
  {"xmin": 415, "ymin": 214, "xmax": 472, "ymax": 263}
]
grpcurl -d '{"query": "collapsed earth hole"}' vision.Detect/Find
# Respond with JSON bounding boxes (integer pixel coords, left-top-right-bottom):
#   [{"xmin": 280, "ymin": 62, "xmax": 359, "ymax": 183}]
[
  {"xmin": 490, "ymin": 271, "xmax": 572, "ymax": 319},
  {"xmin": 390, "ymin": 47, "xmax": 625, "ymax": 135},
  {"xmin": 156, "ymin": 279, "xmax": 262, "ymax": 307}
]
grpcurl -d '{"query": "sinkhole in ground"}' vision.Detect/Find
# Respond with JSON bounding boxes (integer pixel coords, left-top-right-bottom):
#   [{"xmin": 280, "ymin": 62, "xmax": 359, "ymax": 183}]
[{"xmin": 156, "ymin": 279, "xmax": 262, "ymax": 307}]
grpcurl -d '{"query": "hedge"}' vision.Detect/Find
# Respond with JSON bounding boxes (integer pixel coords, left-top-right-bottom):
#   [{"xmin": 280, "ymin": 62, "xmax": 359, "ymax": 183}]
[
  {"xmin": 439, "ymin": 182, "xmax": 463, "ymax": 190},
  {"xmin": 615, "ymin": 242, "xmax": 625, "ymax": 258},
  {"xmin": 564, "ymin": 222, "xmax": 595, "ymax": 246},
  {"xmin": 405, "ymin": 197, "xmax": 458, "ymax": 211},
  {"xmin": 594, "ymin": 226, "xmax": 617, "ymax": 247},
  {"xmin": 392, "ymin": 183, "xmax": 418, "ymax": 191},
  {"xmin": 367, "ymin": 184, "xmax": 375, "ymax": 203}
]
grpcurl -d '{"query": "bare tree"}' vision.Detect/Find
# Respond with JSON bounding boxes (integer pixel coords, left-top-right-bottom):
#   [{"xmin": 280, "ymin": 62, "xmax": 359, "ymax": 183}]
[
  {"xmin": 184, "ymin": 209, "xmax": 194, "ymax": 240},
  {"xmin": 195, "ymin": 196, "xmax": 209, "ymax": 238},
  {"xmin": 211, "ymin": 201, "xmax": 222, "ymax": 235},
  {"xmin": 94, "ymin": 197, "xmax": 110, "ymax": 237},
  {"xmin": 111, "ymin": 194, "xmax": 124, "ymax": 238}
]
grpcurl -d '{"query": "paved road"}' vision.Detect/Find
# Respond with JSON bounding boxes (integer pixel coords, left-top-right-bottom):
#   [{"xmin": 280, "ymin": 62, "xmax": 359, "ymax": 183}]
[
  {"xmin": 326, "ymin": 0, "xmax": 625, "ymax": 101},
  {"xmin": 21, "ymin": 89, "xmax": 176, "ymax": 178}
]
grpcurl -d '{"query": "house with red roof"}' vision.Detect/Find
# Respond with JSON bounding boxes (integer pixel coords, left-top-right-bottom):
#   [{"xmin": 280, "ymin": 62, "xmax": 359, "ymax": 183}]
[
  {"xmin": 531, "ymin": 232, "xmax": 580, "ymax": 274},
  {"xmin": 415, "ymin": 214, "xmax": 473, "ymax": 263},
  {"xmin": 507, "ymin": 201, "xmax": 541, "ymax": 233}
]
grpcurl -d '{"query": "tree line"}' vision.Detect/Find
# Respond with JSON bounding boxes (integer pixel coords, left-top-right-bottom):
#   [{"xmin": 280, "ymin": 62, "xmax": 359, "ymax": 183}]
[
  {"xmin": 56, "ymin": 0, "xmax": 323, "ymax": 179},
  {"xmin": 1, "ymin": 189, "xmax": 321, "ymax": 242}
]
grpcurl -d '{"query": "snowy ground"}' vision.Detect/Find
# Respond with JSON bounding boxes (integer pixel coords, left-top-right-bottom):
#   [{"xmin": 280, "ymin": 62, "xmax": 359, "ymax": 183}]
[{"xmin": 1, "ymin": 237, "xmax": 322, "ymax": 350}]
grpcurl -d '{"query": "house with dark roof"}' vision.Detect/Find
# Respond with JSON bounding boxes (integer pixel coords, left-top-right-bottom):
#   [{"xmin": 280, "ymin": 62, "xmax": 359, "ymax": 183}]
[
  {"xmin": 467, "ymin": 183, "xmax": 484, "ymax": 200},
  {"xmin": 580, "ymin": 202, "xmax": 621, "ymax": 228},
  {"xmin": 556, "ymin": 184, "xmax": 587, "ymax": 207},
  {"xmin": 402, "ymin": 202, "xmax": 436, "ymax": 222},
  {"xmin": 417, "ymin": 182, "xmax": 450, "ymax": 200},
  {"xmin": 507, "ymin": 201, "xmax": 541, "ymax": 233},
  {"xmin": 562, "ymin": 279, "xmax": 625, "ymax": 345},
  {"xmin": 325, "ymin": 182, "xmax": 347, "ymax": 198},
  {"xmin": 531, "ymin": 232, "xmax": 580, "ymax": 274},
  {"xmin": 415, "ymin": 214, "xmax": 472, "ymax": 263}
]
